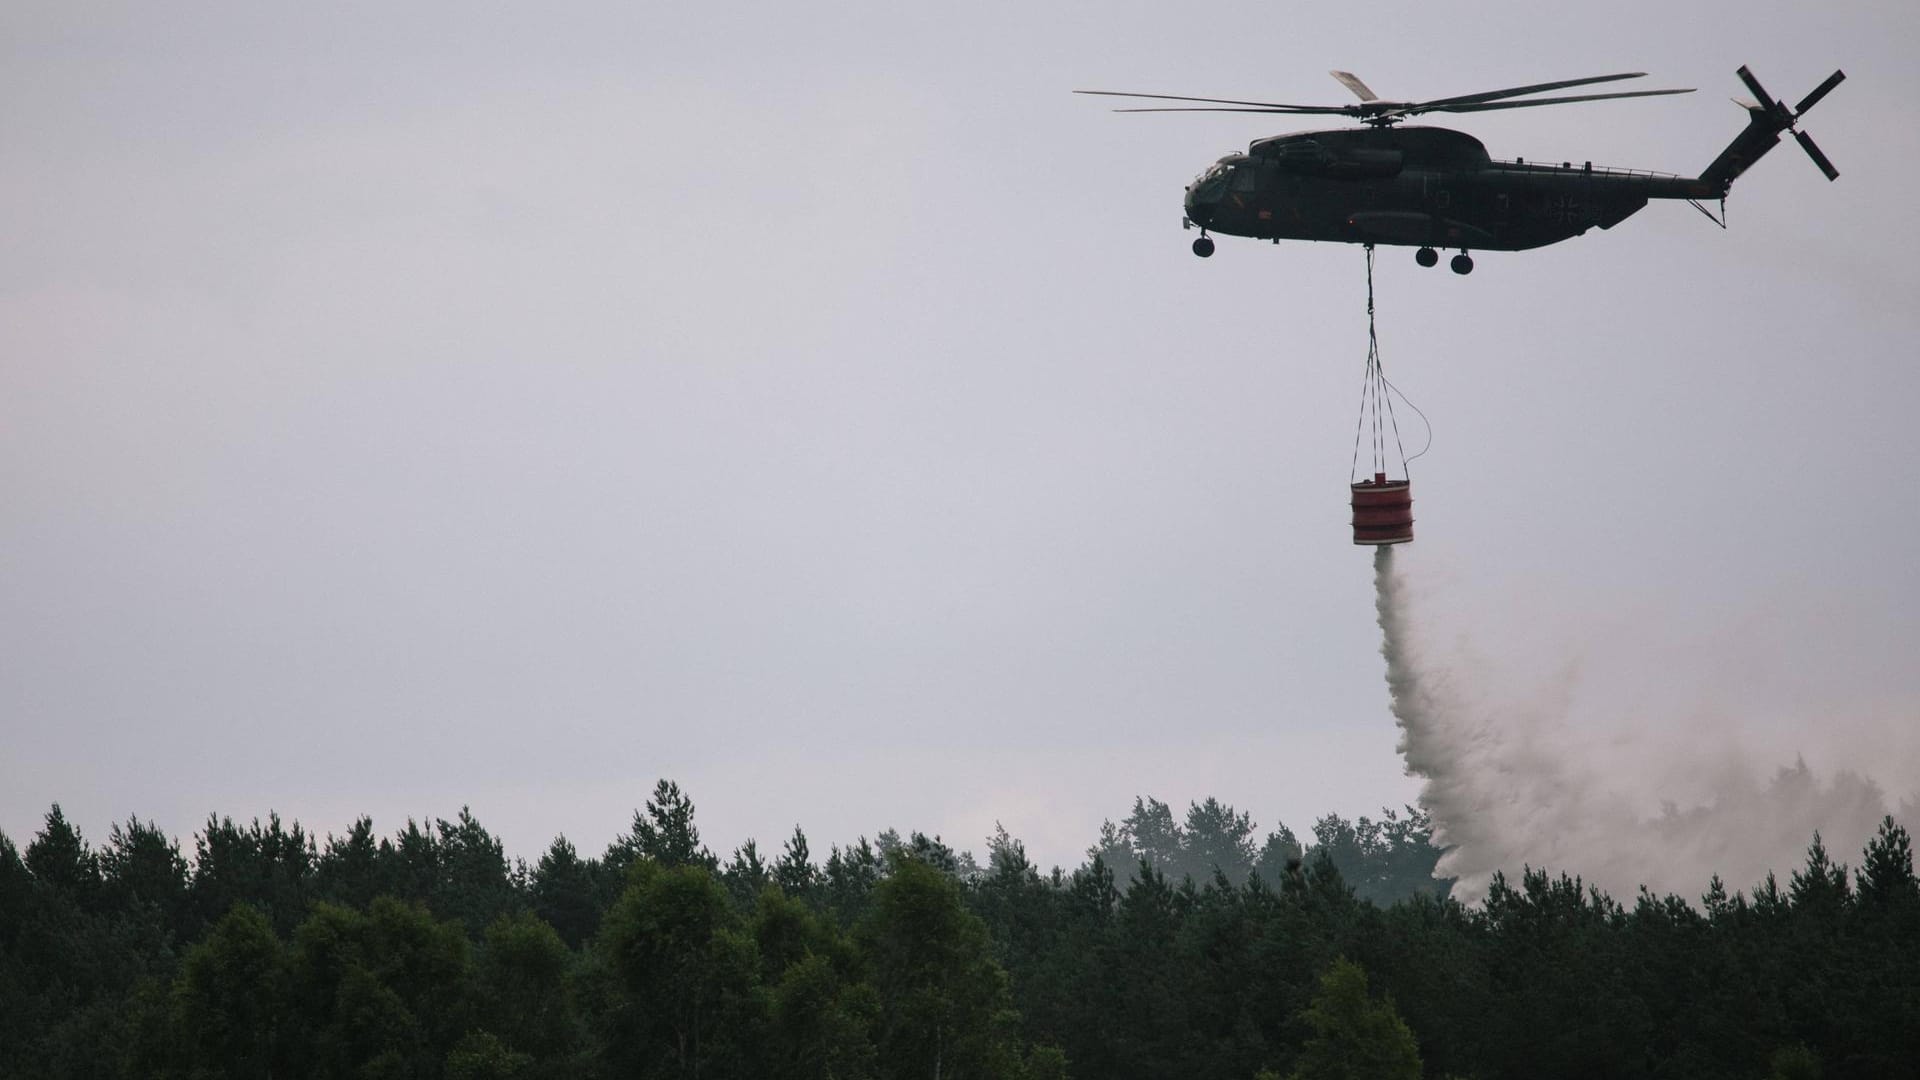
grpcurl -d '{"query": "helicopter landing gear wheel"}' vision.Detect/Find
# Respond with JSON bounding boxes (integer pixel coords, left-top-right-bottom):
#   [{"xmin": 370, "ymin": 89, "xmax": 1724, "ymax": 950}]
[
  {"xmin": 1450, "ymin": 252, "xmax": 1474, "ymax": 275},
  {"xmin": 1415, "ymin": 247, "xmax": 1438, "ymax": 268},
  {"xmin": 1192, "ymin": 235, "xmax": 1215, "ymax": 258}
]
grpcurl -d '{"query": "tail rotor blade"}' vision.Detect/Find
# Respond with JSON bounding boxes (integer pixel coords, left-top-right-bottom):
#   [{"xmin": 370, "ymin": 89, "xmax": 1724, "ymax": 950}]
[
  {"xmin": 1795, "ymin": 70, "xmax": 1846, "ymax": 115},
  {"xmin": 1735, "ymin": 65, "xmax": 1780, "ymax": 112},
  {"xmin": 1795, "ymin": 130, "xmax": 1840, "ymax": 181}
]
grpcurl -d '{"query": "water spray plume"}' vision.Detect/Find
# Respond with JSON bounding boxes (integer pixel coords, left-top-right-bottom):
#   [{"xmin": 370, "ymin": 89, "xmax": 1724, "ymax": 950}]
[{"xmin": 1373, "ymin": 545, "xmax": 1899, "ymax": 904}]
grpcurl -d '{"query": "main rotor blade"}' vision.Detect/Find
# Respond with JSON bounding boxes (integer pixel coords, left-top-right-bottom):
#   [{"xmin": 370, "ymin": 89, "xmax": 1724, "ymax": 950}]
[
  {"xmin": 1736, "ymin": 65, "xmax": 1778, "ymax": 110},
  {"xmin": 1110, "ymin": 105, "xmax": 1351, "ymax": 114},
  {"xmin": 1329, "ymin": 70, "xmax": 1379, "ymax": 102},
  {"xmin": 1795, "ymin": 70, "xmax": 1846, "ymax": 115},
  {"xmin": 1796, "ymin": 130, "xmax": 1840, "ymax": 180},
  {"xmin": 1074, "ymin": 89, "xmax": 1336, "ymax": 110},
  {"xmin": 1402, "ymin": 87, "xmax": 1694, "ymax": 116},
  {"xmin": 1413, "ymin": 71, "xmax": 1648, "ymax": 110}
]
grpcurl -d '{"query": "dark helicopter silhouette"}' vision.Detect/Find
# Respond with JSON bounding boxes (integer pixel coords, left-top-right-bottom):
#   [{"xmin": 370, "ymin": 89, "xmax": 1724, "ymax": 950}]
[{"xmin": 1078, "ymin": 65, "xmax": 1843, "ymax": 273}]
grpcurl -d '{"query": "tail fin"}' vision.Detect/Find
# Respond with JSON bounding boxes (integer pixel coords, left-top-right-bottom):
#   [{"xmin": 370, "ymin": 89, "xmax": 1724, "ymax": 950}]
[{"xmin": 1699, "ymin": 65, "xmax": 1843, "ymax": 192}]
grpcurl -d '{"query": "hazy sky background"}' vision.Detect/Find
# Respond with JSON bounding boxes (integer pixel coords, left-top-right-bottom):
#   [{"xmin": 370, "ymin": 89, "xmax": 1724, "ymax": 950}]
[{"xmin": 5, "ymin": 2, "xmax": 1917, "ymax": 886}]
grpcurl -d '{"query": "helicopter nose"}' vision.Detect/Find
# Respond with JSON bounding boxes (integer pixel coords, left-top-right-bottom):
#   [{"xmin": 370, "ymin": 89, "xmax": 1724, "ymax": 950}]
[{"xmin": 1185, "ymin": 186, "xmax": 1215, "ymax": 226}]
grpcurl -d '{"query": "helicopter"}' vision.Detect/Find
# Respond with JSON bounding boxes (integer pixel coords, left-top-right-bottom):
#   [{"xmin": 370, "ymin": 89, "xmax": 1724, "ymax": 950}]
[{"xmin": 1078, "ymin": 65, "xmax": 1844, "ymax": 273}]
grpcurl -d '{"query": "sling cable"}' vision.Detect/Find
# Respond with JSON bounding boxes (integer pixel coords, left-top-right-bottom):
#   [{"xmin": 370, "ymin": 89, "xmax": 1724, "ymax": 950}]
[{"xmin": 1349, "ymin": 245, "xmax": 1429, "ymax": 545}]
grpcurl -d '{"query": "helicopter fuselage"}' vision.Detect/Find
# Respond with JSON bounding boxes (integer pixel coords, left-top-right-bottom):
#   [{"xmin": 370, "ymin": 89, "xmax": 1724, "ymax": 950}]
[{"xmin": 1183, "ymin": 126, "xmax": 1718, "ymax": 253}]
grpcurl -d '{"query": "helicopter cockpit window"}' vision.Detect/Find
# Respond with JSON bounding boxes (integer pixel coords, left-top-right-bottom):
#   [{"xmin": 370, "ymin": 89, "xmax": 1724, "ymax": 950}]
[
  {"xmin": 1230, "ymin": 166, "xmax": 1257, "ymax": 192},
  {"xmin": 1191, "ymin": 162, "xmax": 1233, "ymax": 200}
]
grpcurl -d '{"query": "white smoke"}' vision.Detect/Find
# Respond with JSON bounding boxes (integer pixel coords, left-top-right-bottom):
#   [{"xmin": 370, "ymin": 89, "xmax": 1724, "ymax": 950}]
[{"xmin": 1374, "ymin": 545, "xmax": 1902, "ymax": 905}]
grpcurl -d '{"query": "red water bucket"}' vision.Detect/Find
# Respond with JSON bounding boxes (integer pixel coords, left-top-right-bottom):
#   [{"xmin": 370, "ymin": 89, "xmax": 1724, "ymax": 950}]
[{"xmin": 1351, "ymin": 473, "xmax": 1413, "ymax": 545}]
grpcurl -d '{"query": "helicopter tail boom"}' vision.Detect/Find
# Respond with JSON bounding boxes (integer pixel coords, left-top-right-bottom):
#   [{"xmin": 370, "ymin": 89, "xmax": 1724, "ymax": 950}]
[{"xmin": 1699, "ymin": 65, "xmax": 1843, "ymax": 191}]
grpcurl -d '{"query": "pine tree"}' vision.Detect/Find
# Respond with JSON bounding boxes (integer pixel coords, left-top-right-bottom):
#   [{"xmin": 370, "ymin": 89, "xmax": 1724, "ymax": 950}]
[
  {"xmin": 1183, "ymin": 798, "xmax": 1259, "ymax": 885},
  {"xmin": 0, "ymin": 833, "xmax": 29, "ymax": 951},
  {"xmin": 821, "ymin": 838, "xmax": 882, "ymax": 927},
  {"xmin": 315, "ymin": 816, "xmax": 386, "ymax": 910},
  {"xmin": 99, "ymin": 816, "xmax": 191, "ymax": 934},
  {"xmin": 726, "ymin": 838, "xmax": 773, "ymax": 907},
  {"xmin": 1255, "ymin": 825, "xmax": 1304, "ymax": 885},
  {"xmin": 607, "ymin": 779, "xmax": 713, "ymax": 875},
  {"xmin": 530, "ymin": 835, "xmax": 600, "ymax": 948},
  {"xmin": 1121, "ymin": 798, "xmax": 1184, "ymax": 878},
  {"xmin": 1085, "ymin": 819, "xmax": 1135, "ymax": 888},
  {"xmin": 1788, "ymin": 831, "xmax": 1852, "ymax": 914},
  {"xmin": 435, "ymin": 806, "xmax": 518, "ymax": 935},
  {"xmin": 192, "ymin": 812, "xmax": 315, "ymax": 934},
  {"xmin": 25, "ymin": 804, "xmax": 99, "ymax": 903},
  {"xmin": 775, "ymin": 826, "xmax": 816, "ymax": 897},
  {"xmin": 1857, "ymin": 816, "xmax": 1918, "ymax": 909}
]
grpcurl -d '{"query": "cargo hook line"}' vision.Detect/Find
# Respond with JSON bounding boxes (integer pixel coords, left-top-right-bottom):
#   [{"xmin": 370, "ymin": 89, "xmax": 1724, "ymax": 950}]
[
  {"xmin": 1351, "ymin": 245, "xmax": 1418, "ymax": 482},
  {"xmin": 1382, "ymin": 372, "xmax": 1432, "ymax": 465}
]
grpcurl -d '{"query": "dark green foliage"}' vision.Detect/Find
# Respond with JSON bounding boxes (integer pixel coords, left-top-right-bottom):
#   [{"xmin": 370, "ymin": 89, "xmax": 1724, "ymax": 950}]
[
  {"xmin": 1768, "ymin": 1043, "xmax": 1823, "ymax": 1080},
  {"xmin": 389, "ymin": 817, "xmax": 444, "ymax": 906},
  {"xmin": 1857, "ymin": 816, "xmax": 1918, "ymax": 909},
  {"xmin": 1184, "ymin": 797, "xmax": 1260, "ymax": 885},
  {"xmin": 1123, "ymin": 797, "xmax": 1184, "ymax": 875},
  {"xmin": 1788, "ymin": 830, "xmax": 1852, "ymax": 914},
  {"xmin": 775, "ymin": 825, "xmax": 816, "ymax": 897},
  {"xmin": 859, "ymin": 856, "xmax": 1022, "ymax": 1079},
  {"xmin": 474, "ymin": 911, "xmax": 578, "ymax": 1069},
  {"xmin": 288, "ymin": 896, "xmax": 475, "ymax": 1076},
  {"xmin": 0, "ymin": 832, "xmax": 30, "ymax": 951},
  {"xmin": 433, "ymin": 807, "xmax": 521, "ymax": 936},
  {"xmin": 768, "ymin": 953, "xmax": 879, "ymax": 1079},
  {"xmin": 446, "ymin": 1030, "xmax": 534, "ymax": 1080},
  {"xmin": 191, "ymin": 812, "xmax": 315, "ymax": 936},
  {"xmin": 172, "ymin": 903, "xmax": 290, "ymax": 1076},
  {"xmin": 606, "ymin": 779, "xmax": 714, "ymax": 878},
  {"xmin": 315, "ymin": 815, "xmax": 386, "ymax": 910},
  {"xmin": 26, "ymin": 804, "xmax": 100, "ymax": 902},
  {"xmin": 1474, "ymin": 868, "xmax": 1652, "ymax": 1078},
  {"xmin": 8, "ymin": 785, "xmax": 1920, "ymax": 1079},
  {"xmin": 724, "ymin": 837, "xmax": 773, "ymax": 907},
  {"xmin": 99, "ymin": 817, "xmax": 191, "ymax": 933},
  {"xmin": 877, "ymin": 827, "xmax": 970, "ymax": 876},
  {"xmin": 820, "ymin": 836, "xmax": 883, "ymax": 927},
  {"xmin": 3, "ymin": 810, "xmax": 177, "ymax": 1079},
  {"xmin": 1088, "ymin": 797, "xmax": 1448, "ymax": 905},
  {"xmin": 1283, "ymin": 957, "xmax": 1421, "ymax": 1080},
  {"xmin": 1255, "ymin": 824, "xmax": 1304, "ymax": 882},
  {"xmin": 754, "ymin": 892, "xmax": 877, "ymax": 1079},
  {"xmin": 1026, "ymin": 1044, "xmax": 1071, "ymax": 1080},
  {"xmin": 751, "ymin": 886, "xmax": 842, "ymax": 979},
  {"xmin": 530, "ymin": 835, "xmax": 600, "ymax": 949},
  {"xmin": 1310, "ymin": 807, "xmax": 1452, "ymax": 905},
  {"xmin": 975, "ymin": 824, "xmax": 1061, "ymax": 1020},
  {"xmin": 595, "ymin": 860, "xmax": 764, "ymax": 1076}
]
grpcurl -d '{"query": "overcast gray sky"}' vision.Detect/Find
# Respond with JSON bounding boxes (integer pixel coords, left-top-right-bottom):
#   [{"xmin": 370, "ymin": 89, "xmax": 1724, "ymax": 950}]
[{"xmin": 5, "ymin": 1, "xmax": 1917, "ymax": 881}]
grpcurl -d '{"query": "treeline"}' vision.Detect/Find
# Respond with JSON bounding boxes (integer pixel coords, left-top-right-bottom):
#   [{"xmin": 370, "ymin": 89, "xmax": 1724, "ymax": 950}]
[{"xmin": 2, "ymin": 781, "xmax": 1917, "ymax": 1079}]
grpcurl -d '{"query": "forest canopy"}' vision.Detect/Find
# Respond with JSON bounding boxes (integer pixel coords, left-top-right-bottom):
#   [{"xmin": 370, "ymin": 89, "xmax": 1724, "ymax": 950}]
[{"xmin": 3, "ymin": 779, "xmax": 1916, "ymax": 1079}]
